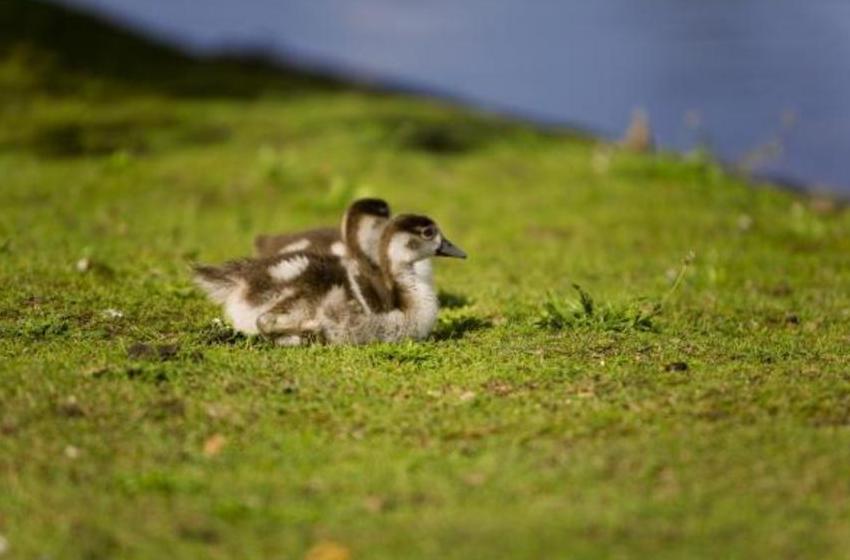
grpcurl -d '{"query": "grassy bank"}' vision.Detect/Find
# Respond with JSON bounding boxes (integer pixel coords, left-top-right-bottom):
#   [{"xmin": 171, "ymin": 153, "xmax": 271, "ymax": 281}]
[{"xmin": 2, "ymin": 2, "xmax": 850, "ymax": 558}]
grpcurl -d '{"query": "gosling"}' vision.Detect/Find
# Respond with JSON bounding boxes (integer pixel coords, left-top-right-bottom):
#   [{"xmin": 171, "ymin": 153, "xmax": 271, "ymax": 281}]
[{"xmin": 253, "ymin": 197, "xmax": 433, "ymax": 284}]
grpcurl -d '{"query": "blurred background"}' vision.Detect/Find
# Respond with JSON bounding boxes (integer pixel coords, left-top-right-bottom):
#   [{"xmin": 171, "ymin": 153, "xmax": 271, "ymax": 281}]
[{"xmin": 53, "ymin": 0, "xmax": 850, "ymax": 195}]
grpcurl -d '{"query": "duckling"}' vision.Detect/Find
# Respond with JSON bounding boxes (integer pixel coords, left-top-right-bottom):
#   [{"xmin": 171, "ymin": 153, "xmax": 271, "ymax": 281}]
[
  {"xmin": 194, "ymin": 199, "xmax": 391, "ymax": 336},
  {"xmin": 253, "ymin": 198, "xmax": 390, "ymax": 263},
  {"xmin": 193, "ymin": 214, "xmax": 465, "ymax": 346},
  {"xmin": 253, "ymin": 198, "xmax": 434, "ymax": 285}
]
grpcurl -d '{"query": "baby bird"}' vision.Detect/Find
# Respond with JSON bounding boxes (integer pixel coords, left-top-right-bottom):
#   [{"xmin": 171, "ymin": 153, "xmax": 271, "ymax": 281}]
[
  {"xmin": 193, "ymin": 213, "xmax": 465, "ymax": 346},
  {"xmin": 253, "ymin": 198, "xmax": 434, "ymax": 285},
  {"xmin": 194, "ymin": 199, "xmax": 390, "ymax": 336},
  {"xmin": 253, "ymin": 198, "xmax": 390, "ymax": 264}
]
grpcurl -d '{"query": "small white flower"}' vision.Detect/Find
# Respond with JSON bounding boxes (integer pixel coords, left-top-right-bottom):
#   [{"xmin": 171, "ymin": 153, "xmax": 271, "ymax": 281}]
[
  {"xmin": 102, "ymin": 308, "xmax": 124, "ymax": 319},
  {"xmin": 76, "ymin": 258, "xmax": 91, "ymax": 272},
  {"xmin": 64, "ymin": 445, "xmax": 81, "ymax": 460}
]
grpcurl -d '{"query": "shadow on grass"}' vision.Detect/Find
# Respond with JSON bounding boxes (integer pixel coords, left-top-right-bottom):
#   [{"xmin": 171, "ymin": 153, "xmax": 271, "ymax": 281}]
[
  {"xmin": 433, "ymin": 314, "xmax": 492, "ymax": 341},
  {"xmin": 195, "ymin": 322, "xmax": 247, "ymax": 346},
  {"xmin": 388, "ymin": 114, "xmax": 522, "ymax": 155},
  {"xmin": 24, "ymin": 117, "xmax": 231, "ymax": 158},
  {"xmin": 438, "ymin": 290, "xmax": 472, "ymax": 309}
]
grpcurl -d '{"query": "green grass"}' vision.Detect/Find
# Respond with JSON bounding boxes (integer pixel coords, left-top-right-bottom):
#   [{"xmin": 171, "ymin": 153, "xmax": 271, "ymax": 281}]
[{"xmin": 3, "ymin": 2, "xmax": 850, "ymax": 558}]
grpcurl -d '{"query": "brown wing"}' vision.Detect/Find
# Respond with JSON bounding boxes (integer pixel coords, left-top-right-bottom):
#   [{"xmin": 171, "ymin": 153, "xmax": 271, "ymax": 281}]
[{"xmin": 253, "ymin": 227, "xmax": 340, "ymax": 257}]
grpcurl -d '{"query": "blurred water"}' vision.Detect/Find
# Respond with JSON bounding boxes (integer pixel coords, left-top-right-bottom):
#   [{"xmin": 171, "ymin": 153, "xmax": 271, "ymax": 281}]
[{"xmin": 58, "ymin": 0, "xmax": 850, "ymax": 193}]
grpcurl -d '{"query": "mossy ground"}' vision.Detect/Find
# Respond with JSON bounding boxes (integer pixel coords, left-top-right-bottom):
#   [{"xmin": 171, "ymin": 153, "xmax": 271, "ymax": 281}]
[{"xmin": 2, "ymin": 2, "xmax": 850, "ymax": 559}]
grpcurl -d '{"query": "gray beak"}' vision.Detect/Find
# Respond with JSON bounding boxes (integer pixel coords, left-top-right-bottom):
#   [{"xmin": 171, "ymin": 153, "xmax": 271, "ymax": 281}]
[{"xmin": 436, "ymin": 237, "xmax": 467, "ymax": 259}]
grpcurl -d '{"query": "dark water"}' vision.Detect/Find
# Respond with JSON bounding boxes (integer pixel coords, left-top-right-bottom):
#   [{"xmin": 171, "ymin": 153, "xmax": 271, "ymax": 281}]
[{"xmin": 58, "ymin": 0, "xmax": 850, "ymax": 194}]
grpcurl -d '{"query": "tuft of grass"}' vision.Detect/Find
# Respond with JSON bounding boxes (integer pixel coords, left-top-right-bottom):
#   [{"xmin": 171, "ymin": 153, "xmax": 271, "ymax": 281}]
[
  {"xmin": 534, "ymin": 284, "xmax": 660, "ymax": 332},
  {"xmin": 434, "ymin": 307, "xmax": 492, "ymax": 340},
  {"xmin": 534, "ymin": 252, "xmax": 694, "ymax": 332}
]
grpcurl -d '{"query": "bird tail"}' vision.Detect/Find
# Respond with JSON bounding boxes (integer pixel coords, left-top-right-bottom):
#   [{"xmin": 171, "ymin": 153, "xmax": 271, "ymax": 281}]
[{"xmin": 192, "ymin": 263, "xmax": 238, "ymax": 304}]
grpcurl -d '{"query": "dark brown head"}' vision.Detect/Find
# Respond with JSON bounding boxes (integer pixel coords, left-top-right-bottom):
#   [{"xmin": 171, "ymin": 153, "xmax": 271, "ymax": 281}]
[
  {"xmin": 379, "ymin": 214, "xmax": 466, "ymax": 271},
  {"xmin": 340, "ymin": 198, "xmax": 392, "ymax": 264}
]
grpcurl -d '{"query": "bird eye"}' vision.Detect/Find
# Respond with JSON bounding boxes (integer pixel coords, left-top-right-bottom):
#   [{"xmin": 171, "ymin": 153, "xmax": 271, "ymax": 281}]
[{"xmin": 421, "ymin": 226, "xmax": 436, "ymax": 240}]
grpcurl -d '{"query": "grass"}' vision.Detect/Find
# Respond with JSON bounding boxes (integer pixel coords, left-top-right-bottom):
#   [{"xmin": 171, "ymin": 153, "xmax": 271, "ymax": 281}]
[{"xmin": 2, "ymin": 2, "xmax": 850, "ymax": 558}]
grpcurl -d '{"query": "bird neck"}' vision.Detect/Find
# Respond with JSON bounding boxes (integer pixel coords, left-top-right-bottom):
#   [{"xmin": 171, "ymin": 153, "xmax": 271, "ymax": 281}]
[
  {"xmin": 385, "ymin": 260, "xmax": 438, "ymax": 338},
  {"xmin": 343, "ymin": 215, "xmax": 382, "ymax": 266}
]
